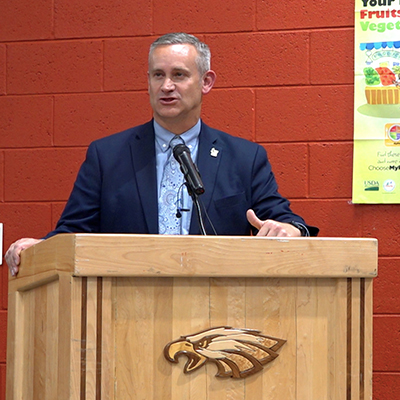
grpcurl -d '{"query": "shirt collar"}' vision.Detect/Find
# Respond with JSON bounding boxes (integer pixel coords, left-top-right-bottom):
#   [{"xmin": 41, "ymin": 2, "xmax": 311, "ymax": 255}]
[{"xmin": 154, "ymin": 119, "xmax": 201, "ymax": 153}]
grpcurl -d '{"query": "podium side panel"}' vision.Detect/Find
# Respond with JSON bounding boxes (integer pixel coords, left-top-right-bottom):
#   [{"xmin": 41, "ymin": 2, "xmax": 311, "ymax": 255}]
[
  {"xmin": 6, "ymin": 288, "xmax": 30, "ymax": 400},
  {"xmin": 5, "ymin": 291, "xmax": 16, "ymax": 400},
  {"xmin": 7, "ymin": 278, "xmax": 63, "ymax": 400},
  {"xmin": 34, "ymin": 277, "xmax": 60, "ymax": 399}
]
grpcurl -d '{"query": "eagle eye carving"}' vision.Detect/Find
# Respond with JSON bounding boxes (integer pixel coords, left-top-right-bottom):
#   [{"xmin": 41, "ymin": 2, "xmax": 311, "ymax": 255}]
[{"xmin": 164, "ymin": 326, "xmax": 286, "ymax": 379}]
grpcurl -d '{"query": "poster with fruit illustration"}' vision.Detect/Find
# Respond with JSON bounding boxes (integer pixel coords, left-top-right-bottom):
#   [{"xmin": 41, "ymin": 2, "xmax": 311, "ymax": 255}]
[{"xmin": 353, "ymin": 0, "xmax": 400, "ymax": 203}]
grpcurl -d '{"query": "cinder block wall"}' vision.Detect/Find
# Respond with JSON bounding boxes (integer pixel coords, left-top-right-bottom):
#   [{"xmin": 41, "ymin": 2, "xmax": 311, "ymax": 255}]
[{"xmin": 1, "ymin": 0, "xmax": 399, "ymax": 398}]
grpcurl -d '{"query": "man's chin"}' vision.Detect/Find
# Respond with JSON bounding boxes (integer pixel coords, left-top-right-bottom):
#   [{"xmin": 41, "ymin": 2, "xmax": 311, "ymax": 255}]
[{"xmin": 154, "ymin": 108, "xmax": 183, "ymax": 121}]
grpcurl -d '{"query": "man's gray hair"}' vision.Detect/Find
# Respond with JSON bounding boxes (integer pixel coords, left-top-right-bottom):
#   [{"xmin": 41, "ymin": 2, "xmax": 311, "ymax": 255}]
[{"xmin": 149, "ymin": 33, "xmax": 211, "ymax": 75}]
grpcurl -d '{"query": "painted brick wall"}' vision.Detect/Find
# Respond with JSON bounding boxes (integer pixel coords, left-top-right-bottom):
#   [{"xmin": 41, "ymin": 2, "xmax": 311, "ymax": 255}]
[{"xmin": 1, "ymin": 0, "xmax": 399, "ymax": 398}]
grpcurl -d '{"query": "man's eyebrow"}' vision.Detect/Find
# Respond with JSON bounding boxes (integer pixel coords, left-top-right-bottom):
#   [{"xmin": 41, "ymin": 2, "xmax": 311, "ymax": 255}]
[
  {"xmin": 171, "ymin": 67, "xmax": 191, "ymax": 74},
  {"xmin": 149, "ymin": 68, "xmax": 164, "ymax": 75},
  {"xmin": 149, "ymin": 66, "xmax": 191, "ymax": 75}
]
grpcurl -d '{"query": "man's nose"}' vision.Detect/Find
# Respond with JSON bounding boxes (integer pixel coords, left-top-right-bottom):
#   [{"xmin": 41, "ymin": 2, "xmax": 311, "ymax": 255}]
[{"xmin": 161, "ymin": 78, "xmax": 175, "ymax": 91}]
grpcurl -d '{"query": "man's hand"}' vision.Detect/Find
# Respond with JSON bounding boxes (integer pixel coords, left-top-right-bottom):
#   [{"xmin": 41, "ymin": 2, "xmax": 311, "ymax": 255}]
[
  {"xmin": 5, "ymin": 238, "xmax": 43, "ymax": 276},
  {"xmin": 246, "ymin": 209, "xmax": 301, "ymax": 237}
]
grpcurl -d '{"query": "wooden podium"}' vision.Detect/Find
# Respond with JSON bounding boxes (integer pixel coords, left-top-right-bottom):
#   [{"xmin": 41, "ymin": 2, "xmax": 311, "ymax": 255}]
[{"xmin": 6, "ymin": 234, "xmax": 377, "ymax": 400}]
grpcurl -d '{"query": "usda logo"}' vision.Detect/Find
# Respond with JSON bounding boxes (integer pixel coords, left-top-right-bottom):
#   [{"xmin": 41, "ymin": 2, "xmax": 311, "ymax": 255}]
[{"xmin": 364, "ymin": 180, "xmax": 379, "ymax": 191}]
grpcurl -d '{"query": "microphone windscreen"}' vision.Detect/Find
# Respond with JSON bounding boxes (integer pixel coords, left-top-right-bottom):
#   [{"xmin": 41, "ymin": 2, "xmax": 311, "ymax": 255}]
[{"xmin": 173, "ymin": 144, "xmax": 189, "ymax": 159}]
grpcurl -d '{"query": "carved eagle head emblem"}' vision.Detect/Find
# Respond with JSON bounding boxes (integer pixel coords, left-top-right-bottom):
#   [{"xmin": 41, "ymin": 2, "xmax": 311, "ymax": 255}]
[{"xmin": 164, "ymin": 326, "xmax": 286, "ymax": 379}]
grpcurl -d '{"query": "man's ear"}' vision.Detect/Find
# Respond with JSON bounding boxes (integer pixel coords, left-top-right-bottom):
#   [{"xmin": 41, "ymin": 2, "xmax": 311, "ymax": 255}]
[{"xmin": 202, "ymin": 70, "xmax": 216, "ymax": 95}]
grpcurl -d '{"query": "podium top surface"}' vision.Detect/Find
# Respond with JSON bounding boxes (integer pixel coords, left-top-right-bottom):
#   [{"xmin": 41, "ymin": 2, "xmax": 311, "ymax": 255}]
[{"xmin": 13, "ymin": 234, "xmax": 377, "ymax": 284}]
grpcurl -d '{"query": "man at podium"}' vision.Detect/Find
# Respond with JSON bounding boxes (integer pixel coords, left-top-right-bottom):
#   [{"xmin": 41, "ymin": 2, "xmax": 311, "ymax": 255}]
[{"xmin": 5, "ymin": 32, "xmax": 318, "ymax": 276}]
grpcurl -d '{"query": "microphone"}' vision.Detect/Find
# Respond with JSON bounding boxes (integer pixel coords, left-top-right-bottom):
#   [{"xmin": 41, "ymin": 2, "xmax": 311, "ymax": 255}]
[{"xmin": 173, "ymin": 144, "xmax": 205, "ymax": 196}]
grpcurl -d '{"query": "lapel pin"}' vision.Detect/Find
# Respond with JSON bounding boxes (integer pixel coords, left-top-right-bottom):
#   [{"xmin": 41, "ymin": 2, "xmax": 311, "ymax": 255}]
[{"xmin": 210, "ymin": 147, "xmax": 219, "ymax": 157}]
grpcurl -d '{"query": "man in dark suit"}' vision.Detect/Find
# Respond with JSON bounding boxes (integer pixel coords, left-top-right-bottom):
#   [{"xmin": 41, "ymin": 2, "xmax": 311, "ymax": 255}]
[{"xmin": 6, "ymin": 32, "xmax": 318, "ymax": 276}]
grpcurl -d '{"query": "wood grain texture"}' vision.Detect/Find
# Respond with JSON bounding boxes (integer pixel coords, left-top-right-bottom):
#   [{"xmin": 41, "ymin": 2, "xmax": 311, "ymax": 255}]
[
  {"xmin": 6, "ymin": 235, "xmax": 376, "ymax": 400},
  {"xmin": 99, "ymin": 278, "xmax": 114, "ymax": 400},
  {"xmin": 15, "ymin": 234, "xmax": 378, "ymax": 279},
  {"xmin": 363, "ymin": 279, "xmax": 373, "ymax": 400}
]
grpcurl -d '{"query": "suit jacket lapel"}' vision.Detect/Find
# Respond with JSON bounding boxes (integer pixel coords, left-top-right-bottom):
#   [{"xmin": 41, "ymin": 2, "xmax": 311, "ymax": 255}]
[
  {"xmin": 129, "ymin": 121, "xmax": 159, "ymax": 234},
  {"xmin": 189, "ymin": 122, "xmax": 222, "ymax": 234}
]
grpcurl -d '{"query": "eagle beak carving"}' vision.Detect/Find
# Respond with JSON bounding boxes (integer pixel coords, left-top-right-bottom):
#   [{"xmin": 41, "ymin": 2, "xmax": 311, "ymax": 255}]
[
  {"xmin": 164, "ymin": 326, "xmax": 286, "ymax": 379},
  {"xmin": 165, "ymin": 340, "xmax": 207, "ymax": 372}
]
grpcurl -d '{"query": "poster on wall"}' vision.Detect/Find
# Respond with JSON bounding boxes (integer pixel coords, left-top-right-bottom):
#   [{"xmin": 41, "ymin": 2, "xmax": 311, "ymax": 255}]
[{"xmin": 353, "ymin": 0, "xmax": 400, "ymax": 203}]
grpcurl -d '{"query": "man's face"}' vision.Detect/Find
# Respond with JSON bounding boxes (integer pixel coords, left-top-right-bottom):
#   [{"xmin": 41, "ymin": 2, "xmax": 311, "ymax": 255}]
[{"xmin": 148, "ymin": 44, "xmax": 208, "ymax": 133}]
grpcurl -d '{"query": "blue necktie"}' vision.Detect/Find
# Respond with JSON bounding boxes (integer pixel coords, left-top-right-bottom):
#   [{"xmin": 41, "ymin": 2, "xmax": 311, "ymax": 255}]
[{"xmin": 158, "ymin": 136, "xmax": 185, "ymax": 234}]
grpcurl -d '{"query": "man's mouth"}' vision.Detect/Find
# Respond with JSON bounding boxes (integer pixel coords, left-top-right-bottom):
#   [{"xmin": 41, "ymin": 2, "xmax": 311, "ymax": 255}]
[{"xmin": 160, "ymin": 97, "xmax": 178, "ymax": 104}]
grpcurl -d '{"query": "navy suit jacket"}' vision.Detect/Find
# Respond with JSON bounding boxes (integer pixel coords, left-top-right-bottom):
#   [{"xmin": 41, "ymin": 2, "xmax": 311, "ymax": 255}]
[{"xmin": 45, "ymin": 120, "xmax": 318, "ymax": 238}]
